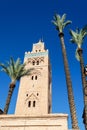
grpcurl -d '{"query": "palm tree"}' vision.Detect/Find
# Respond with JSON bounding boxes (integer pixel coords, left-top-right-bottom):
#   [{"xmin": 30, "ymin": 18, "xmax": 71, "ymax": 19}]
[
  {"xmin": 70, "ymin": 26, "xmax": 87, "ymax": 129},
  {"xmin": 0, "ymin": 57, "xmax": 32, "ymax": 114},
  {"xmin": 52, "ymin": 14, "xmax": 79, "ymax": 129}
]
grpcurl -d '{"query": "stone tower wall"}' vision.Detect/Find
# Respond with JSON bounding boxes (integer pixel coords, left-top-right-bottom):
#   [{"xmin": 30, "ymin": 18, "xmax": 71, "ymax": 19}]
[{"xmin": 15, "ymin": 41, "xmax": 52, "ymax": 115}]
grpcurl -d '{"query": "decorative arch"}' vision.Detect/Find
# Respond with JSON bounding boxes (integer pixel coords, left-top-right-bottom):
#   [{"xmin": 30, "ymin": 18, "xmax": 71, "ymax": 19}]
[
  {"xmin": 26, "ymin": 57, "xmax": 44, "ymax": 65},
  {"xmin": 25, "ymin": 93, "xmax": 39, "ymax": 108}
]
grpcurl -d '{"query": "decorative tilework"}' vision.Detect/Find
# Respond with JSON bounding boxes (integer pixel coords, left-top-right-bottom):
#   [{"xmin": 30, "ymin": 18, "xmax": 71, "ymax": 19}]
[{"xmin": 25, "ymin": 51, "xmax": 48, "ymax": 58}]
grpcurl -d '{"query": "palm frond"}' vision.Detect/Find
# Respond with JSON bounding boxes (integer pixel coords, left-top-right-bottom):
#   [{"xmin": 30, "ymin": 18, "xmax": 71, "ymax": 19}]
[
  {"xmin": 0, "ymin": 63, "xmax": 9, "ymax": 74},
  {"xmin": 17, "ymin": 68, "xmax": 33, "ymax": 81},
  {"xmin": 63, "ymin": 20, "xmax": 72, "ymax": 29},
  {"xmin": 70, "ymin": 26, "xmax": 87, "ymax": 48},
  {"xmin": 70, "ymin": 29, "xmax": 79, "ymax": 44},
  {"xmin": 15, "ymin": 58, "xmax": 21, "ymax": 69},
  {"xmin": 55, "ymin": 14, "xmax": 60, "ymax": 21},
  {"xmin": 81, "ymin": 25, "xmax": 87, "ymax": 35},
  {"xmin": 70, "ymin": 26, "xmax": 87, "ymax": 61},
  {"xmin": 75, "ymin": 48, "xmax": 80, "ymax": 61},
  {"xmin": 52, "ymin": 20, "xmax": 57, "ymax": 26},
  {"xmin": 61, "ymin": 14, "xmax": 66, "ymax": 23},
  {"xmin": 70, "ymin": 29, "xmax": 77, "ymax": 39},
  {"xmin": 80, "ymin": 25, "xmax": 87, "ymax": 40},
  {"xmin": 52, "ymin": 13, "xmax": 72, "ymax": 33},
  {"xmin": 0, "ymin": 57, "xmax": 33, "ymax": 84},
  {"xmin": 10, "ymin": 57, "xmax": 15, "ymax": 70}
]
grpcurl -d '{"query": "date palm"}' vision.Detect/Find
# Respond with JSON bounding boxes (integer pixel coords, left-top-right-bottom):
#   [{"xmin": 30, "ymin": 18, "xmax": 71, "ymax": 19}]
[
  {"xmin": 70, "ymin": 26, "xmax": 87, "ymax": 129},
  {"xmin": 52, "ymin": 14, "xmax": 79, "ymax": 129},
  {"xmin": 0, "ymin": 57, "xmax": 32, "ymax": 114}
]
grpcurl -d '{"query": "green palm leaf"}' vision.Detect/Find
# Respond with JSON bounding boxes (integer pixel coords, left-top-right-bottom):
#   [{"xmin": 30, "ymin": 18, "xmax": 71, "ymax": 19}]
[
  {"xmin": 61, "ymin": 14, "xmax": 66, "ymax": 23},
  {"xmin": 75, "ymin": 48, "xmax": 80, "ymax": 61},
  {"xmin": 70, "ymin": 29, "xmax": 79, "ymax": 45},
  {"xmin": 52, "ymin": 13, "xmax": 72, "ymax": 33},
  {"xmin": 0, "ymin": 57, "xmax": 32, "ymax": 84},
  {"xmin": 63, "ymin": 20, "xmax": 72, "ymax": 29},
  {"xmin": 70, "ymin": 25, "xmax": 87, "ymax": 61},
  {"xmin": 0, "ymin": 63, "xmax": 9, "ymax": 73}
]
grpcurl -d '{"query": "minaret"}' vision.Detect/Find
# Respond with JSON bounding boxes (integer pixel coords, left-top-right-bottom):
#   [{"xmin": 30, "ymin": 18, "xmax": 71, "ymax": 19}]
[{"xmin": 15, "ymin": 40, "xmax": 52, "ymax": 115}]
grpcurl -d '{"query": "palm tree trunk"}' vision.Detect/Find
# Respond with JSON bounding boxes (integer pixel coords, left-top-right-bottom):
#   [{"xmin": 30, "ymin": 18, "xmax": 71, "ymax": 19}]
[
  {"xmin": 59, "ymin": 33, "xmax": 79, "ymax": 129},
  {"xmin": 4, "ymin": 83, "xmax": 15, "ymax": 114},
  {"xmin": 78, "ymin": 48, "xmax": 87, "ymax": 130}
]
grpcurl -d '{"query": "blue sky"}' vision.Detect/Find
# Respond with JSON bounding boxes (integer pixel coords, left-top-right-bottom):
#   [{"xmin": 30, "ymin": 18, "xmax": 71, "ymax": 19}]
[{"xmin": 0, "ymin": 0, "xmax": 87, "ymax": 129}]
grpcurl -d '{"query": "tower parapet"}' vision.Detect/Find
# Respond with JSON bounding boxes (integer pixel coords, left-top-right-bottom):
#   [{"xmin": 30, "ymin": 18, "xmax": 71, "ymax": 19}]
[{"xmin": 24, "ymin": 40, "xmax": 48, "ymax": 59}]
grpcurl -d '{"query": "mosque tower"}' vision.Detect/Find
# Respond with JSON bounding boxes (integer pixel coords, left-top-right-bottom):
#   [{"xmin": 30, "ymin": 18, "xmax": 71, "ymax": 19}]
[{"xmin": 15, "ymin": 40, "xmax": 52, "ymax": 115}]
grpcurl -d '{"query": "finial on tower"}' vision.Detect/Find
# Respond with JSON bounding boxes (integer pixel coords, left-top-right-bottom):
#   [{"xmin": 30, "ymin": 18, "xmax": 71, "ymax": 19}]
[
  {"xmin": 39, "ymin": 37, "xmax": 43, "ymax": 43},
  {"xmin": 32, "ymin": 39, "xmax": 45, "ymax": 52}
]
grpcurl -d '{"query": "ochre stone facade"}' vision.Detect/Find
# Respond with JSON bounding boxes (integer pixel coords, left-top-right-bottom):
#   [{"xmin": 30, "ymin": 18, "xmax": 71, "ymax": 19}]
[
  {"xmin": 15, "ymin": 40, "xmax": 52, "ymax": 115},
  {"xmin": 0, "ymin": 40, "xmax": 68, "ymax": 130}
]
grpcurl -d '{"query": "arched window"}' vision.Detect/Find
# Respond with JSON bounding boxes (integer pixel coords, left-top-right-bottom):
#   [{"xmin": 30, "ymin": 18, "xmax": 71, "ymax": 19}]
[
  {"xmin": 32, "ymin": 61, "xmax": 35, "ymax": 65},
  {"xmin": 37, "ymin": 61, "xmax": 39, "ymax": 65},
  {"xmin": 31, "ymin": 76, "xmax": 34, "ymax": 80},
  {"xmin": 26, "ymin": 94, "xmax": 28, "ymax": 97},
  {"xmin": 28, "ymin": 101, "xmax": 31, "ymax": 107},
  {"xmin": 35, "ymin": 75, "xmax": 37, "ymax": 80},
  {"xmin": 37, "ymin": 93, "xmax": 39, "ymax": 96},
  {"xmin": 33, "ymin": 101, "xmax": 36, "ymax": 107}
]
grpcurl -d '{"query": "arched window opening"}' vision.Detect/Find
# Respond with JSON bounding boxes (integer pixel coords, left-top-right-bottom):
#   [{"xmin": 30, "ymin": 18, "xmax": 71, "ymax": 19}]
[
  {"xmin": 32, "ymin": 61, "xmax": 35, "ymax": 65},
  {"xmin": 28, "ymin": 101, "xmax": 31, "ymax": 107},
  {"xmin": 31, "ymin": 76, "xmax": 34, "ymax": 80},
  {"xmin": 37, "ymin": 93, "xmax": 39, "ymax": 96},
  {"xmin": 33, "ymin": 101, "xmax": 36, "ymax": 107},
  {"xmin": 35, "ymin": 75, "xmax": 37, "ymax": 80},
  {"xmin": 37, "ymin": 61, "xmax": 39, "ymax": 65},
  {"xmin": 26, "ymin": 94, "xmax": 28, "ymax": 97}
]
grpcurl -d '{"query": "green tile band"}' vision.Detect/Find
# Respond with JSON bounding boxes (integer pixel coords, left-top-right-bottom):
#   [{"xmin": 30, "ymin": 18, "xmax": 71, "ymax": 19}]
[{"xmin": 25, "ymin": 51, "xmax": 48, "ymax": 58}]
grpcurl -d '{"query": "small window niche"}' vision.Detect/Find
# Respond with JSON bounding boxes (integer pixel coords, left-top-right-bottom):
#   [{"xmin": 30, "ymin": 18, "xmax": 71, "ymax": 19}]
[
  {"xmin": 37, "ymin": 61, "xmax": 39, "ymax": 65},
  {"xmin": 35, "ymin": 75, "xmax": 37, "ymax": 80},
  {"xmin": 37, "ymin": 93, "xmax": 39, "ymax": 96},
  {"xmin": 31, "ymin": 76, "xmax": 34, "ymax": 80},
  {"xmin": 32, "ymin": 61, "xmax": 35, "ymax": 65},
  {"xmin": 28, "ymin": 101, "xmax": 31, "ymax": 107},
  {"xmin": 33, "ymin": 101, "xmax": 36, "ymax": 107},
  {"xmin": 26, "ymin": 94, "xmax": 28, "ymax": 97}
]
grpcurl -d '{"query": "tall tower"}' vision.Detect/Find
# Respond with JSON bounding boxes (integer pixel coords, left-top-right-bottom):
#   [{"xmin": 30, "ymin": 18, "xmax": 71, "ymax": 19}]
[{"xmin": 15, "ymin": 40, "xmax": 52, "ymax": 115}]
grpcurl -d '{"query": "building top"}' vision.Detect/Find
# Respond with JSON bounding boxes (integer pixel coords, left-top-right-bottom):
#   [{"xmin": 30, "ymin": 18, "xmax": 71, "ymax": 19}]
[
  {"xmin": 25, "ymin": 40, "xmax": 48, "ymax": 58},
  {"xmin": 32, "ymin": 39, "xmax": 46, "ymax": 53}
]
